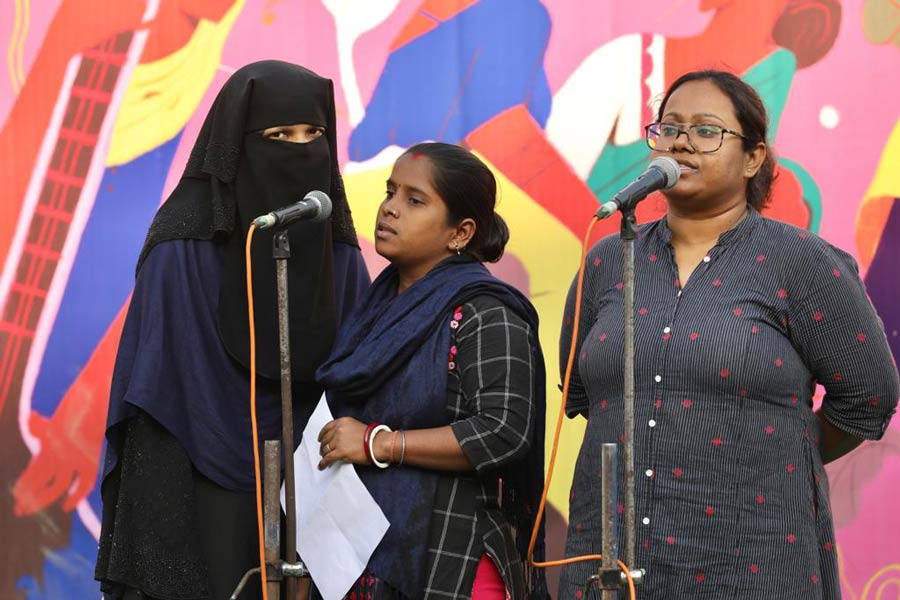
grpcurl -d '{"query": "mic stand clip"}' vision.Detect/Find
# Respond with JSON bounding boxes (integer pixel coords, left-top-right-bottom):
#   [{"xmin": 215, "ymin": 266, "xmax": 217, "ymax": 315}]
[{"xmin": 229, "ymin": 560, "xmax": 310, "ymax": 600}]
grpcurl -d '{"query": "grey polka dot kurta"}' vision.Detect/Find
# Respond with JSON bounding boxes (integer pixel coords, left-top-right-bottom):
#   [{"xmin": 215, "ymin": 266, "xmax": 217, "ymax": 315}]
[{"xmin": 558, "ymin": 208, "xmax": 899, "ymax": 599}]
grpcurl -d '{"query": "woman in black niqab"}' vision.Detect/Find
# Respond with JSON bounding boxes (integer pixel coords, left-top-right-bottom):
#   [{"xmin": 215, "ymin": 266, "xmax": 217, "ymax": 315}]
[
  {"xmin": 95, "ymin": 60, "xmax": 368, "ymax": 600},
  {"xmin": 141, "ymin": 58, "xmax": 359, "ymax": 381}
]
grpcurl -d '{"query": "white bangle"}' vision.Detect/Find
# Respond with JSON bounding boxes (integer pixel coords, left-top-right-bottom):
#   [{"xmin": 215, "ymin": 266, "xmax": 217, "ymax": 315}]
[{"xmin": 369, "ymin": 424, "xmax": 392, "ymax": 469}]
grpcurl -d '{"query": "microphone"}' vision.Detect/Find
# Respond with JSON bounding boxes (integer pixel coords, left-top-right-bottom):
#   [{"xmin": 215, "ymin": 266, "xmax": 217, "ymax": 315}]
[
  {"xmin": 252, "ymin": 190, "xmax": 332, "ymax": 229},
  {"xmin": 595, "ymin": 157, "xmax": 680, "ymax": 219}
]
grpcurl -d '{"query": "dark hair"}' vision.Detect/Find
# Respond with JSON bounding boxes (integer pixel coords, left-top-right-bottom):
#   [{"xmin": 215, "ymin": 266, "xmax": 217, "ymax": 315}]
[
  {"xmin": 403, "ymin": 142, "xmax": 509, "ymax": 263},
  {"xmin": 656, "ymin": 70, "xmax": 776, "ymax": 210}
]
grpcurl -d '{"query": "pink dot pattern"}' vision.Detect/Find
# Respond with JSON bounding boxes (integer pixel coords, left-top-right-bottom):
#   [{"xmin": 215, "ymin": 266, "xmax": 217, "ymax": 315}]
[{"xmin": 557, "ymin": 210, "xmax": 898, "ymax": 599}]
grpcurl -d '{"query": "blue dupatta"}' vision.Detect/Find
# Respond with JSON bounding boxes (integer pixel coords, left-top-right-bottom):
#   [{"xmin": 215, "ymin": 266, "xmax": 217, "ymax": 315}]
[{"xmin": 317, "ymin": 255, "xmax": 546, "ymax": 597}]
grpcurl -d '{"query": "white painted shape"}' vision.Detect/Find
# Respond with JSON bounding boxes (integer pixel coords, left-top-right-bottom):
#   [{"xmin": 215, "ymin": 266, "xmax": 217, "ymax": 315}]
[
  {"xmin": 819, "ymin": 105, "xmax": 840, "ymax": 129},
  {"xmin": 322, "ymin": 0, "xmax": 401, "ymax": 127}
]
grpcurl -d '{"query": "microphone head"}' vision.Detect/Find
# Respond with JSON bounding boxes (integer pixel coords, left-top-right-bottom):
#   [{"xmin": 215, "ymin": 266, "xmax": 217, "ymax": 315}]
[
  {"xmin": 304, "ymin": 190, "xmax": 333, "ymax": 223},
  {"xmin": 649, "ymin": 156, "xmax": 680, "ymax": 189}
]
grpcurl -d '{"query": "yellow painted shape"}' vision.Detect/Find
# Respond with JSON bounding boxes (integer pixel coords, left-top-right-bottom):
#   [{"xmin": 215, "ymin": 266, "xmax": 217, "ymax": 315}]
[
  {"xmin": 16, "ymin": 0, "xmax": 28, "ymax": 86},
  {"xmin": 343, "ymin": 154, "xmax": 586, "ymax": 518},
  {"xmin": 856, "ymin": 117, "xmax": 900, "ymax": 267},
  {"xmin": 7, "ymin": 0, "xmax": 29, "ymax": 93},
  {"xmin": 106, "ymin": 0, "xmax": 246, "ymax": 166},
  {"xmin": 860, "ymin": 562, "xmax": 900, "ymax": 599},
  {"xmin": 864, "ymin": 117, "xmax": 900, "ymax": 200}
]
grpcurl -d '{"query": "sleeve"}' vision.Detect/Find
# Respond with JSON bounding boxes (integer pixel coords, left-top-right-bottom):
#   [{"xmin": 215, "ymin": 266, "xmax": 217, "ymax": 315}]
[
  {"xmin": 332, "ymin": 241, "xmax": 371, "ymax": 328},
  {"xmin": 788, "ymin": 244, "xmax": 899, "ymax": 440},
  {"xmin": 449, "ymin": 298, "xmax": 536, "ymax": 473},
  {"xmin": 560, "ymin": 245, "xmax": 601, "ymax": 419}
]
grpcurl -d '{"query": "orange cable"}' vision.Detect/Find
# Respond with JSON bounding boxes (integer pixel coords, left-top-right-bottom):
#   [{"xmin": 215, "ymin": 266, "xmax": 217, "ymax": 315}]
[
  {"xmin": 245, "ymin": 223, "xmax": 269, "ymax": 600},
  {"xmin": 526, "ymin": 216, "xmax": 636, "ymax": 599}
]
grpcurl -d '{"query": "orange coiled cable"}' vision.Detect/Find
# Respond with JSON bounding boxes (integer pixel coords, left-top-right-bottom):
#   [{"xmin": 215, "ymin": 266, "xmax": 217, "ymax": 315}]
[
  {"xmin": 245, "ymin": 223, "xmax": 269, "ymax": 600},
  {"xmin": 526, "ymin": 216, "xmax": 636, "ymax": 600}
]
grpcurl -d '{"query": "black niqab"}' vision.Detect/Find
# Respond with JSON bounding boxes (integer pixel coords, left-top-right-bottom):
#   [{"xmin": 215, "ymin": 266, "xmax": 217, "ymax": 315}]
[{"xmin": 137, "ymin": 60, "xmax": 358, "ymax": 381}]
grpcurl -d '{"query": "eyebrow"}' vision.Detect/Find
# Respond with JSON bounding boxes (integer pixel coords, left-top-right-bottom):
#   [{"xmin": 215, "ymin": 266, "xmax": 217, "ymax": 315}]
[
  {"xmin": 264, "ymin": 124, "xmax": 326, "ymax": 131},
  {"xmin": 662, "ymin": 111, "xmax": 726, "ymax": 123},
  {"xmin": 385, "ymin": 179, "xmax": 431, "ymax": 198}
]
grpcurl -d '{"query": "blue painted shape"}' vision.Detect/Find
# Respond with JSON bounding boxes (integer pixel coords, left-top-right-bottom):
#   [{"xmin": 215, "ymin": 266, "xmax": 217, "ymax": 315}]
[
  {"xmin": 349, "ymin": 0, "xmax": 552, "ymax": 161},
  {"xmin": 31, "ymin": 134, "xmax": 182, "ymax": 415},
  {"xmin": 865, "ymin": 198, "xmax": 900, "ymax": 361},
  {"xmin": 18, "ymin": 519, "xmax": 101, "ymax": 600}
]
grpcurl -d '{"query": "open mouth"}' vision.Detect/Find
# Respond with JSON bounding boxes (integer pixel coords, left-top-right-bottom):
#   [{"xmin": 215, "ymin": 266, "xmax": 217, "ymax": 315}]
[
  {"xmin": 676, "ymin": 161, "xmax": 699, "ymax": 174},
  {"xmin": 376, "ymin": 221, "xmax": 397, "ymax": 236}
]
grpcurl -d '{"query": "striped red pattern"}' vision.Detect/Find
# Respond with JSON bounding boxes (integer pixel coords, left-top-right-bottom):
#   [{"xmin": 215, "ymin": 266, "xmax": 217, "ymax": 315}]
[{"xmin": 0, "ymin": 31, "xmax": 131, "ymax": 417}]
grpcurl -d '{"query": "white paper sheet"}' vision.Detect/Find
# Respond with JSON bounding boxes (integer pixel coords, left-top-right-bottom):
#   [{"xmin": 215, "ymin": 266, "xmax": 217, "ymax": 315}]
[{"xmin": 282, "ymin": 395, "xmax": 389, "ymax": 600}]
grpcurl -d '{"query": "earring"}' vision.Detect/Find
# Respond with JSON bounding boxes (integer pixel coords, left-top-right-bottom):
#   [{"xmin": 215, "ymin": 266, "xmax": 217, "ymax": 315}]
[{"xmin": 453, "ymin": 240, "xmax": 461, "ymax": 256}]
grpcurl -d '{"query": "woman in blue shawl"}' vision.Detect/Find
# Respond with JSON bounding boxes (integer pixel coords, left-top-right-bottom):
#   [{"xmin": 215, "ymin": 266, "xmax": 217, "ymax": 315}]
[{"xmin": 316, "ymin": 142, "xmax": 547, "ymax": 599}]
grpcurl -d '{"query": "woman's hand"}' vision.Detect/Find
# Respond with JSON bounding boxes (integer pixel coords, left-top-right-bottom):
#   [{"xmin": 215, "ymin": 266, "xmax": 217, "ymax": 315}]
[
  {"xmin": 318, "ymin": 419, "xmax": 477, "ymax": 471},
  {"xmin": 317, "ymin": 417, "xmax": 369, "ymax": 469}
]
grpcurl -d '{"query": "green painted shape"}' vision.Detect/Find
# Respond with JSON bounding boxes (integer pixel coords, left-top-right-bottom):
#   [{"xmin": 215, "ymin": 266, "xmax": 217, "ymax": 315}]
[
  {"xmin": 587, "ymin": 140, "xmax": 650, "ymax": 203},
  {"xmin": 743, "ymin": 48, "xmax": 796, "ymax": 141},
  {"xmin": 778, "ymin": 156, "xmax": 822, "ymax": 233}
]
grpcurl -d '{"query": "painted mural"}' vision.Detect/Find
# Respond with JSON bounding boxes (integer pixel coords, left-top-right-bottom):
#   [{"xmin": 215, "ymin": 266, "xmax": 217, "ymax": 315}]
[{"xmin": 0, "ymin": 0, "xmax": 897, "ymax": 597}]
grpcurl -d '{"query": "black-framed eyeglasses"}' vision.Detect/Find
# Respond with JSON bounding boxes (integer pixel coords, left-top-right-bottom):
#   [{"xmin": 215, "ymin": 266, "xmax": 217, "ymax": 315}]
[{"xmin": 644, "ymin": 122, "xmax": 748, "ymax": 153}]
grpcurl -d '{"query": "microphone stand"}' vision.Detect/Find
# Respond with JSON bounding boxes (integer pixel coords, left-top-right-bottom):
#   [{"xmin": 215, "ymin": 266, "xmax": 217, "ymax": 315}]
[
  {"xmin": 274, "ymin": 229, "xmax": 303, "ymax": 600},
  {"xmin": 584, "ymin": 204, "xmax": 645, "ymax": 597},
  {"xmin": 620, "ymin": 205, "xmax": 637, "ymax": 574},
  {"xmin": 582, "ymin": 443, "xmax": 620, "ymax": 599},
  {"xmin": 231, "ymin": 229, "xmax": 309, "ymax": 600}
]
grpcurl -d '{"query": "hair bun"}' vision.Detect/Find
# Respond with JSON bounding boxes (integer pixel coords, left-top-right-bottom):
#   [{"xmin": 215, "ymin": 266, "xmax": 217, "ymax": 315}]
[{"xmin": 477, "ymin": 213, "xmax": 510, "ymax": 263}]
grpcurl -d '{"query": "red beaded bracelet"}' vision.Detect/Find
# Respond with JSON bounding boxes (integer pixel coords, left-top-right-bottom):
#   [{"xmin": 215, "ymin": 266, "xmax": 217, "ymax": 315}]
[{"xmin": 363, "ymin": 422, "xmax": 380, "ymax": 464}]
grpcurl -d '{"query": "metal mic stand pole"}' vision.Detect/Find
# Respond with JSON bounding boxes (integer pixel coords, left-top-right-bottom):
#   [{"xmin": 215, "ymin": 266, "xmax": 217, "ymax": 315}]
[
  {"xmin": 232, "ymin": 450, "xmax": 309, "ymax": 600},
  {"xmin": 231, "ymin": 230, "xmax": 309, "ymax": 600},
  {"xmin": 620, "ymin": 205, "xmax": 637, "ymax": 574},
  {"xmin": 583, "ymin": 443, "xmax": 620, "ymax": 599},
  {"xmin": 265, "ymin": 440, "xmax": 284, "ymax": 599},
  {"xmin": 273, "ymin": 229, "xmax": 306, "ymax": 600},
  {"xmin": 585, "ymin": 204, "xmax": 645, "ymax": 597}
]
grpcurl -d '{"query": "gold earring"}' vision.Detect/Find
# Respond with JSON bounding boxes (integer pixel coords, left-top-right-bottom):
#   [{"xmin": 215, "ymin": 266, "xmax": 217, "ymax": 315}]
[{"xmin": 453, "ymin": 240, "xmax": 460, "ymax": 256}]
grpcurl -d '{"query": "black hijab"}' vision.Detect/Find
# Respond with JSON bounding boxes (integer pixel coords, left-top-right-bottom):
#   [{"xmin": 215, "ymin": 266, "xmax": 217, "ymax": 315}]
[{"xmin": 137, "ymin": 60, "xmax": 358, "ymax": 382}]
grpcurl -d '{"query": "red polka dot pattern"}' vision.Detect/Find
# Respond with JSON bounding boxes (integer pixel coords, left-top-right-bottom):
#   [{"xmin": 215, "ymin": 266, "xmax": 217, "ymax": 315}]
[{"xmin": 556, "ymin": 210, "xmax": 899, "ymax": 599}]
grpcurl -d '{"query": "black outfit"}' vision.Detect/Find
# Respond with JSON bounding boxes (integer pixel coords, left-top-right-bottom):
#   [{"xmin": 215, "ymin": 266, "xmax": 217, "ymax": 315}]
[{"xmin": 95, "ymin": 61, "xmax": 366, "ymax": 600}]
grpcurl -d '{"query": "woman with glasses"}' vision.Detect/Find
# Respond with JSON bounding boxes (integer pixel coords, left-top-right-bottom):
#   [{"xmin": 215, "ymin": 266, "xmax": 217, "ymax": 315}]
[{"xmin": 558, "ymin": 70, "xmax": 898, "ymax": 599}]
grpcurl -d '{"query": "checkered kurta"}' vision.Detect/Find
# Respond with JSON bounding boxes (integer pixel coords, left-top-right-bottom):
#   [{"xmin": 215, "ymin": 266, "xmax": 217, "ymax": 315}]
[{"xmin": 324, "ymin": 295, "xmax": 538, "ymax": 600}]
